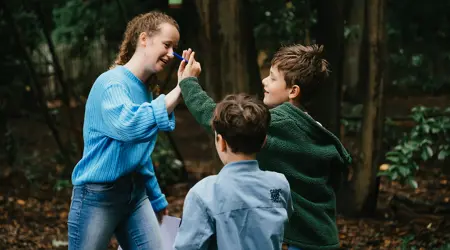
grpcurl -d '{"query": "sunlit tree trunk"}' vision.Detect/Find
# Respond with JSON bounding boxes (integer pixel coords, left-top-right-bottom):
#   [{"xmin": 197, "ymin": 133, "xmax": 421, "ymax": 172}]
[
  {"xmin": 194, "ymin": 0, "xmax": 261, "ymax": 172},
  {"xmin": 195, "ymin": 0, "xmax": 261, "ymax": 100}
]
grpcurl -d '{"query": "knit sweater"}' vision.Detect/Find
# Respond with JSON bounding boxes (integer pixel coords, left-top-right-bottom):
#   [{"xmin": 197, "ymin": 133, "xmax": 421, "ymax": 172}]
[
  {"xmin": 179, "ymin": 77, "xmax": 352, "ymax": 250},
  {"xmin": 72, "ymin": 66, "xmax": 175, "ymax": 212}
]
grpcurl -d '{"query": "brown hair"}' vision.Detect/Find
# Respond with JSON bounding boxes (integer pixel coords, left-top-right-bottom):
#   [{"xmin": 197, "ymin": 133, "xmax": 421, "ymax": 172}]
[
  {"xmin": 271, "ymin": 44, "xmax": 330, "ymax": 100},
  {"xmin": 212, "ymin": 94, "xmax": 271, "ymax": 154},
  {"xmin": 112, "ymin": 11, "xmax": 179, "ymax": 67}
]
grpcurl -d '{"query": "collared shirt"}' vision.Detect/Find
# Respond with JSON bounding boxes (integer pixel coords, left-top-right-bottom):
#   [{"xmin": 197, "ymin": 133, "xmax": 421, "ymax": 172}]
[{"xmin": 174, "ymin": 160, "xmax": 293, "ymax": 250}]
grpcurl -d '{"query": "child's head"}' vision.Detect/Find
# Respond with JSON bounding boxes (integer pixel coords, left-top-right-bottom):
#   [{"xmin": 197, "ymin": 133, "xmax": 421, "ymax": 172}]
[
  {"xmin": 114, "ymin": 11, "xmax": 180, "ymax": 73},
  {"xmin": 262, "ymin": 44, "xmax": 330, "ymax": 108},
  {"xmin": 212, "ymin": 94, "xmax": 271, "ymax": 164}
]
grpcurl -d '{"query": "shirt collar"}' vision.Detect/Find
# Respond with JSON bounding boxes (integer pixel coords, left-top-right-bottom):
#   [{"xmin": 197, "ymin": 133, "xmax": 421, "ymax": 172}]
[{"xmin": 218, "ymin": 160, "xmax": 260, "ymax": 176}]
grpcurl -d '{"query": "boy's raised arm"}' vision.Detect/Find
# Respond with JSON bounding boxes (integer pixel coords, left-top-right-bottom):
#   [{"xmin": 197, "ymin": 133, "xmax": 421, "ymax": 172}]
[
  {"xmin": 178, "ymin": 77, "xmax": 216, "ymax": 134},
  {"xmin": 177, "ymin": 52, "xmax": 215, "ymax": 134}
]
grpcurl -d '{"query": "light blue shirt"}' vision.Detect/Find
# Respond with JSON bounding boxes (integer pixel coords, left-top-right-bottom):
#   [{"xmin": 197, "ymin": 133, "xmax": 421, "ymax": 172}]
[
  {"xmin": 71, "ymin": 66, "xmax": 174, "ymax": 212},
  {"xmin": 174, "ymin": 160, "xmax": 293, "ymax": 250}
]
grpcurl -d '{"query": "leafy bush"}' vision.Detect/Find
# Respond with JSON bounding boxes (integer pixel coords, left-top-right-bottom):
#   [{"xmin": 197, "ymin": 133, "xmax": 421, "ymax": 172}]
[
  {"xmin": 379, "ymin": 106, "xmax": 450, "ymax": 188},
  {"xmin": 153, "ymin": 132, "xmax": 185, "ymax": 189}
]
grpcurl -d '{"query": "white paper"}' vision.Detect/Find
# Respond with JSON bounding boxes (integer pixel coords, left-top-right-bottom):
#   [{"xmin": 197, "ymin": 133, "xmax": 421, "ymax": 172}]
[
  {"xmin": 117, "ymin": 215, "xmax": 181, "ymax": 250},
  {"xmin": 160, "ymin": 215, "xmax": 181, "ymax": 250}
]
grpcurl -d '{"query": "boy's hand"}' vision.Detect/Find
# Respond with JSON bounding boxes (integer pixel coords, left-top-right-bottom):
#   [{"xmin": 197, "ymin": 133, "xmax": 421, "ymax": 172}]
[
  {"xmin": 156, "ymin": 207, "xmax": 169, "ymax": 224},
  {"xmin": 177, "ymin": 49, "xmax": 191, "ymax": 81},
  {"xmin": 178, "ymin": 51, "xmax": 201, "ymax": 83}
]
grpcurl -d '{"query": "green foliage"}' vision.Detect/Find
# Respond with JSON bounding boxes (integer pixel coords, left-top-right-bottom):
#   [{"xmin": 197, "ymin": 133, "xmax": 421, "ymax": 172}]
[
  {"xmin": 379, "ymin": 106, "xmax": 450, "ymax": 187},
  {"xmin": 52, "ymin": 0, "xmax": 125, "ymax": 55},
  {"xmin": 251, "ymin": 0, "xmax": 314, "ymax": 56},
  {"xmin": 0, "ymin": 2, "xmax": 43, "ymax": 109},
  {"xmin": 153, "ymin": 132, "xmax": 184, "ymax": 189},
  {"xmin": 3, "ymin": 124, "xmax": 17, "ymax": 165},
  {"xmin": 54, "ymin": 179, "xmax": 71, "ymax": 191},
  {"xmin": 400, "ymin": 234, "xmax": 415, "ymax": 250},
  {"xmin": 387, "ymin": 0, "xmax": 450, "ymax": 93}
]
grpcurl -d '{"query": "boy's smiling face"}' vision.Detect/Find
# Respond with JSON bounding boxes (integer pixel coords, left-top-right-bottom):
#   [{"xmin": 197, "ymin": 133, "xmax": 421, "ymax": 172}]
[{"xmin": 262, "ymin": 66, "xmax": 292, "ymax": 108}]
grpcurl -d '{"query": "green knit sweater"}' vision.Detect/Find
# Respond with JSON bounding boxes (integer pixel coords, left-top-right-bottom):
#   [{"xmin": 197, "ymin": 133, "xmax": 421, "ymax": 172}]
[{"xmin": 179, "ymin": 77, "xmax": 352, "ymax": 250}]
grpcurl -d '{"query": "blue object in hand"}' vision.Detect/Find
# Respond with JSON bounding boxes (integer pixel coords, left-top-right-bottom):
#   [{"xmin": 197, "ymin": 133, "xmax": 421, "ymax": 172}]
[{"xmin": 173, "ymin": 52, "xmax": 188, "ymax": 63}]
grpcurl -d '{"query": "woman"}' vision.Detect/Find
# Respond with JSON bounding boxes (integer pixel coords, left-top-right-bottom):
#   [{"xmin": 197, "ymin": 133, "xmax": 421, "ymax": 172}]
[{"xmin": 68, "ymin": 11, "xmax": 193, "ymax": 250}]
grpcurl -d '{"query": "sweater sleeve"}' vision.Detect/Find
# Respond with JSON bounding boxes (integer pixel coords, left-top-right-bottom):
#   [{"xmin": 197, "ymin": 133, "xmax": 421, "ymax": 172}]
[
  {"xmin": 100, "ymin": 84, "xmax": 175, "ymax": 142},
  {"xmin": 140, "ymin": 164, "xmax": 168, "ymax": 212},
  {"xmin": 179, "ymin": 77, "xmax": 216, "ymax": 134}
]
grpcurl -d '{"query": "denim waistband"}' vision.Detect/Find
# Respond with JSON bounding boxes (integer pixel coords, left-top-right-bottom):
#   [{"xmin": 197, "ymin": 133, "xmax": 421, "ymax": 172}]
[
  {"xmin": 75, "ymin": 172, "xmax": 145, "ymax": 193},
  {"xmin": 72, "ymin": 172, "xmax": 147, "ymax": 205}
]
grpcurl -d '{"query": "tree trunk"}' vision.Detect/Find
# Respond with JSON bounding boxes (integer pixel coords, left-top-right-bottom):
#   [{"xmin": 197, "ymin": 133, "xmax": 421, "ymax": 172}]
[
  {"xmin": 368, "ymin": 0, "xmax": 386, "ymax": 215},
  {"xmin": 194, "ymin": 0, "xmax": 262, "ymax": 173},
  {"xmin": 195, "ymin": 0, "xmax": 261, "ymax": 99},
  {"xmin": 303, "ymin": 0, "xmax": 312, "ymax": 45},
  {"xmin": 352, "ymin": 0, "xmax": 385, "ymax": 215},
  {"xmin": 0, "ymin": 0, "xmax": 73, "ymax": 169},
  {"xmin": 33, "ymin": 0, "xmax": 83, "ymax": 160},
  {"xmin": 310, "ymin": 0, "xmax": 344, "ymax": 136},
  {"xmin": 342, "ymin": 0, "xmax": 366, "ymax": 103}
]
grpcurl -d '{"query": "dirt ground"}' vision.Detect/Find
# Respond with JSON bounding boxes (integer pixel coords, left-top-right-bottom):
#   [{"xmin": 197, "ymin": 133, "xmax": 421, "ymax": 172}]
[{"xmin": 1, "ymin": 100, "xmax": 450, "ymax": 249}]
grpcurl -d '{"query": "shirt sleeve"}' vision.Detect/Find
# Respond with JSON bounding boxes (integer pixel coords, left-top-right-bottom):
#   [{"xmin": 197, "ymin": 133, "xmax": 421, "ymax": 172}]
[
  {"xmin": 173, "ymin": 190, "xmax": 214, "ymax": 250},
  {"xmin": 100, "ymin": 84, "xmax": 175, "ymax": 142}
]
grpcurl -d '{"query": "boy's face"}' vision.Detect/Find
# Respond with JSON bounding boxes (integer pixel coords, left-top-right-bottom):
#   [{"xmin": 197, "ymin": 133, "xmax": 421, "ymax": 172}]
[{"xmin": 262, "ymin": 66, "xmax": 291, "ymax": 108}]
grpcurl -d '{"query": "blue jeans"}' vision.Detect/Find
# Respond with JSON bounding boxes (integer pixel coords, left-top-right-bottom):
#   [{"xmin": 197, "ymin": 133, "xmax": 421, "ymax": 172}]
[
  {"xmin": 288, "ymin": 246, "xmax": 301, "ymax": 250},
  {"xmin": 68, "ymin": 174, "xmax": 162, "ymax": 250}
]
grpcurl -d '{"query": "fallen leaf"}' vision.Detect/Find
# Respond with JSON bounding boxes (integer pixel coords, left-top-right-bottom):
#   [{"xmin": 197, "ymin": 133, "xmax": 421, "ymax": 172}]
[
  {"xmin": 380, "ymin": 164, "xmax": 390, "ymax": 171},
  {"xmin": 59, "ymin": 211, "xmax": 68, "ymax": 220}
]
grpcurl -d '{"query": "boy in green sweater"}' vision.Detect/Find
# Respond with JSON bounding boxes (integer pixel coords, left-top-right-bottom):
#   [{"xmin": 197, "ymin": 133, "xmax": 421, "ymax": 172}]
[{"xmin": 177, "ymin": 45, "xmax": 352, "ymax": 250}]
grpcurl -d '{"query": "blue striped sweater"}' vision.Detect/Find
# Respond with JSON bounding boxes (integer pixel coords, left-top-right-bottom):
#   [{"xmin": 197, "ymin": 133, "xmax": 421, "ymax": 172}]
[{"xmin": 72, "ymin": 66, "xmax": 174, "ymax": 212}]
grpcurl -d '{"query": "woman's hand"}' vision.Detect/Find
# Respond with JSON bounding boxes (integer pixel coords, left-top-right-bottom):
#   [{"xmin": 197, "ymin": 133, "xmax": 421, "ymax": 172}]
[{"xmin": 156, "ymin": 207, "xmax": 169, "ymax": 224}]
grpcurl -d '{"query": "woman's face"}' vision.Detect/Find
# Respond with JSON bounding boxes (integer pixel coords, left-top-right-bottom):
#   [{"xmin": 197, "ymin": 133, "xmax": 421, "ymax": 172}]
[{"xmin": 142, "ymin": 23, "xmax": 180, "ymax": 73}]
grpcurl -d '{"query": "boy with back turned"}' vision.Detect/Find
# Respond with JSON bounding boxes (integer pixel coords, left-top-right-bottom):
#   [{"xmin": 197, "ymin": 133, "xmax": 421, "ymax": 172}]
[{"xmin": 174, "ymin": 94, "xmax": 293, "ymax": 250}]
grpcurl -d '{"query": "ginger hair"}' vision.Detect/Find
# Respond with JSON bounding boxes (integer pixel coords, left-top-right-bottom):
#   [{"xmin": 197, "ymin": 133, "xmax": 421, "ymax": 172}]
[
  {"xmin": 271, "ymin": 44, "xmax": 330, "ymax": 101},
  {"xmin": 112, "ymin": 11, "xmax": 179, "ymax": 67}
]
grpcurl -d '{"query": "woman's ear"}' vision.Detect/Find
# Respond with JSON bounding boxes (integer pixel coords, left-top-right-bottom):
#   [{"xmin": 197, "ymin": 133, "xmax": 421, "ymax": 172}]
[
  {"xmin": 139, "ymin": 32, "xmax": 147, "ymax": 47},
  {"xmin": 288, "ymin": 85, "xmax": 301, "ymax": 100}
]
